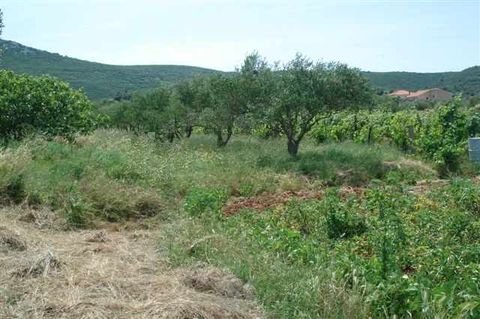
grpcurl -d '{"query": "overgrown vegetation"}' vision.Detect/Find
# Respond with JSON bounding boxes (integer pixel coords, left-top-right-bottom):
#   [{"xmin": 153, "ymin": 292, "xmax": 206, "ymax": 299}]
[
  {"xmin": 0, "ymin": 128, "xmax": 478, "ymax": 317},
  {"xmin": 168, "ymin": 176, "xmax": 480, "ymax": 318}
]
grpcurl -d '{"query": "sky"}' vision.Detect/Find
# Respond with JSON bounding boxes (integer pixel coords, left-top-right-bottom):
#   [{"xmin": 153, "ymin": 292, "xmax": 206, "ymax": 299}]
[{"xmin": 0, "ymin": 0, "xmax": 479, "ymax": 72}]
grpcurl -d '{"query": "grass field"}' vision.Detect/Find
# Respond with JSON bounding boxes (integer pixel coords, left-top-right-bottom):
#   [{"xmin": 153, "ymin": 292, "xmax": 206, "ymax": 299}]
[{"xmin": 1, "ymin": 130, "xmax": 479, "ymax": 318}]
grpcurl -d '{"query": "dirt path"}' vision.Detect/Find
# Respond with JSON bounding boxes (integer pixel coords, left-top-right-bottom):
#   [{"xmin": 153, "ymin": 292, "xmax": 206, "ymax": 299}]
[{"xmin": 0, "ymin": 207, "xmax": 262, "ymax": 319}]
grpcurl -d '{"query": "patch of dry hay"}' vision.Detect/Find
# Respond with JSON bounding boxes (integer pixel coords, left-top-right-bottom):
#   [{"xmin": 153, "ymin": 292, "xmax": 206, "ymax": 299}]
[
  {"xmin": 0, "ymin": 226, "xmax": 27, "ymax": 251},
  {"xmin": 181, "ymin": 264, "xmax": 255, "ymax": 300},
  {"xmin": 16, "ymin": 206, "xmax": 67, "ymax": 230},
  {"xmin": 0, "ymin": 207, "xmax": 263, "ymax": 319},
  {"xmin": 84, "ymin": 230, "xmax": 110, "ymax": 243},
  {"xmin": 14, "ymin": 250, "xmax": 63, "ymax": 278},
  {"xmin": 383, "ymin": 159, "xmax": 437, "ymax": 176}
]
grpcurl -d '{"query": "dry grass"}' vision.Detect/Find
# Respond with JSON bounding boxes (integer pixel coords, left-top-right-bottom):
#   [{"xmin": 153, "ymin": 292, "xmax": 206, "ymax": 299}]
[
  {"xmin": 181, "ymin": 264, "xmax": 256, "ymax": 300},
  {"xmin": 0, "ymin": 226, "xmax": 27, "ymax": 251},
  {"xmin": 383, "ymin": 158, "xmax": 437, "ymax": 176},
  {"xmin": 0, "ymin": 207, "xmax": 263, "ymax": 319}
]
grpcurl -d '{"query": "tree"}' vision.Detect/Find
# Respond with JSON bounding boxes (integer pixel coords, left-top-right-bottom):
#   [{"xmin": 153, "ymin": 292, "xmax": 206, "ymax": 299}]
[
  {"xmin": 239, "ymin": 52, "xmax": 279, "ymax": 138},
  {"xmin": 269, "ymin": 54, "xmax": 373, "ymax": 156},
  {"xmin": 198, "ymin": 74, "xmax": 247, "ymax": 147},
  {"xmin": 0, "ymin": 71, "xmax": 97, "ymax": 141},
  {"xmin": 174, "ymin": 78, "xmax": 204, "ymax": 138}
]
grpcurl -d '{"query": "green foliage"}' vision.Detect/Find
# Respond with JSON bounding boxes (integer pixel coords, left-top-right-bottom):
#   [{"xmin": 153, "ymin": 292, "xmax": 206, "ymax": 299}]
[
  {"xmin": 64, "ymin": 190, "xmax": 89, "ymax": 228},
  {"xmin": 257, "ymin": 142, "xmax": 432, "ymax": 186},
  {"xmin": 2, "ymin": 129, "xmax": 478, "ymax": 317},
  {"xmin": 417, "ymin": 97, "xmax": 469, "ymax": 174},
  {"xmin": 103, "ymin": 87, "xmax": 186, "ymax": 142},
  {"xmin": 0, "ymin": 132, "xmax": 166, "ymax": 226},
  {"xmin": 325, "ymin": 193, "xmax": 367, "ymax": 240},
  {"xmin": 167, "ymin": 181, "xmax": 480, "ymax": 318},
  {"xmin": 0, "ymin": 70, "xmax": 97, "ymax": 141},
  {"xmin": 312, "ymin": 97, "xmax": 477, "ymax": 175},
  {"xmin": 183, "ymin": 187, "xmax": 228, "ymax": 217},
  {"xmin": 262, "ymin": 54, "xmax": 374, "ymax": 156},
  {"xmin": 196, "ymin": 74, "xmax": 248, "ymax": 147},
  {"xmin": 448, "ymin": 179, "xmax": 480, "ymax": 216}
]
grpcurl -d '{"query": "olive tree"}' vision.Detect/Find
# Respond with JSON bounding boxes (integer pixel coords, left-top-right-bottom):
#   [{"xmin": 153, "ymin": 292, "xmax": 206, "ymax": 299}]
[
  {"xmin": 197, "ymin": 74, "xmax": 248, "ymax": 147},
  {"xmin": 270, "ymin": 54, "xmax": 373, "ymax": 156},
  {"xmin": 127, "ymin": 87, "xmax": 184, "ymax": 142},
  {"xmin": 174, "ymin": 78, "xmax": 205, "ymax": 138}
]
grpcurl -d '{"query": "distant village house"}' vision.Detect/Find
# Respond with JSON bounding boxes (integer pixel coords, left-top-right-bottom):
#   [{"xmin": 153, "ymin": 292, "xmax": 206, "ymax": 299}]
[{"xmin": 388, "ymin": 88, "xmax": 453, "ymax": 102}]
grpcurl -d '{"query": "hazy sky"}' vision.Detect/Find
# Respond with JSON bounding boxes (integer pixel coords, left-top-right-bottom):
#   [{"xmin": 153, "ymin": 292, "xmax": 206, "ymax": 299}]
[{"xmin": 1, "ymin": 0, "xmax": 479, "ymax": 72}]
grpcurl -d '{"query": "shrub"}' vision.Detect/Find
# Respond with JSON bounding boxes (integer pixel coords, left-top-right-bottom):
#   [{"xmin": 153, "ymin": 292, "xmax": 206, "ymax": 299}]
[
  {"xmin": 0, "ymin": 70, "xmax": 97, "ymax": 141},
  {"xmin": 0, "ymin": 173, "xmax": 26, "ymax": 205}
]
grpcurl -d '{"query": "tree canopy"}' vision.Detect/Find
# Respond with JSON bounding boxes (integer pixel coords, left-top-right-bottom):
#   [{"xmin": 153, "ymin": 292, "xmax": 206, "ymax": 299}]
[
  {"xmin": 246, "ymin": 53, "xmax": 373, "ymax": 156},
  {"xmin": 102, "ymin": 52, "xmax": 374, "ymax": 155},
  {"xmin": 0, "ymin": 71, "xmax": 97, "ymax": 141}
]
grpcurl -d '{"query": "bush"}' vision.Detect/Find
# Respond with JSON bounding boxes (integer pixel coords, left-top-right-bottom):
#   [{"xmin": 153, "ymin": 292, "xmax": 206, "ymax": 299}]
[
  {"xmin": 0, "ymin": 70, "xmax": 97, "ymax": 141},
  {"xmin": 0, "ymin": 174, "xmax": 26, "ymax": 205}
]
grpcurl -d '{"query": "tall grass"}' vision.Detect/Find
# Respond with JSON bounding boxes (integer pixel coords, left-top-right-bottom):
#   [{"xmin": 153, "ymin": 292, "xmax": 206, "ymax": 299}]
[{"xmin": 1, "ymin": 130, "xmax": 432, "ymax": 227}]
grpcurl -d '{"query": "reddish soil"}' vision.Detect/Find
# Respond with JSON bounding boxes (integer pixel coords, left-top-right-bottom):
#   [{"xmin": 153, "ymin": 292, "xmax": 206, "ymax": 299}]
[
  {"xmin": 223, "ymin": 190, "xmax": 324, "ymax": 216},
  {"xmin": 223, "ymin": 186, "xmax": 369, "ymax": 216}
]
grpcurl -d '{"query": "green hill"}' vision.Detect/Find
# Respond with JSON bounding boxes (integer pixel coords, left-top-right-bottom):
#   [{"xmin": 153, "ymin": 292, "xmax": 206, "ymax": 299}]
[
  {"xmin": 363, "ymin": 66, "xmax": 480, "ymax": 96},
  {"xmin": 1, "ymin": 39, "xmax": 479, "ymax": 99},
  {"xmin": 0, "ymin": 39, "xmax": 220, "ymax": 100}
]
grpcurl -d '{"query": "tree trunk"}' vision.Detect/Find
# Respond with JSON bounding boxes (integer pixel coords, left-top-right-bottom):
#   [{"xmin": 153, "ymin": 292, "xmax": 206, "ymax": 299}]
[
  {"xmin": 167, "ymin": 132, "xmax": 175, "ymax": 143},
  {"xmin": 185, "ymin": 125, "xmax": 193, "ymax": 138},
  {"xmin": 287, "ymin": 139, "xmax": 299, "ymax": 157},
  {"xmin": 367, "ymin": 125, "xmax": 373, "ymax": 144},
  {"xmin": 216, "ymin": 127, "xmax": 233, "ymax": 147},
  {"xmin": 216, "ymin": 130, "xmax": 224, "ymax": 147}
]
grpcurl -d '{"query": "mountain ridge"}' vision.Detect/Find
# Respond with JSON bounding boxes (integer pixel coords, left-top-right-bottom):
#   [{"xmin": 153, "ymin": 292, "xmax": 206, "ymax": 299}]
[
  {"xmin": 1, "ymin": 39, "xmax": 478, "ymax": 99},
  {"xmin": 0, "ymin": 39, "xmax": 220, "ymax": 99}
]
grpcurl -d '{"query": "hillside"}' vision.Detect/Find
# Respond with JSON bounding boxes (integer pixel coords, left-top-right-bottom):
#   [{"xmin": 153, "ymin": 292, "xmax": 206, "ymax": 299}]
[
  {"xmin": 363, "ymin": 66, "xmax": 480, "ymax": 96},
  {"xmin": 1, "ymin": 39, "xmax": 479, "ymax": 99},
  {"xmin": 0, "ymin": 39, "xmax": 219, "ymax": 100}
]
